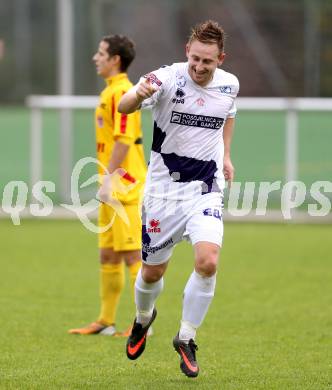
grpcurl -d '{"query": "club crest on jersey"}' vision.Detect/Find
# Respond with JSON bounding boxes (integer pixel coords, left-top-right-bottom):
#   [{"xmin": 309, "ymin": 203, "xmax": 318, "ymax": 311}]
[
  {"xmin": 172, "ymin": 88, "xmax": 185, "ymax": 104},
  {"xmin": 148, "ymin": 219, "xmax": 161, "ymax": 233},
  {"xmin": 219, "ymin": 86, "xmax": 232, "ymax": 94},
  {"xmin": 176, "ymin": 75, "xmax": 186, "ymax": 88},
  {"xmin": 97, "ymin": 115, "xmax": 103, "ymax": 127},
  {"xmin": 196, "ymin": 97, "xmax": 205, "ymax": 106}
]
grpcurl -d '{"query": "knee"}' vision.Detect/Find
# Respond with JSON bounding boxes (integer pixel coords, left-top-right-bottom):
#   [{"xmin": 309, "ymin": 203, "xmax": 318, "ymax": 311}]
[
  {"xmin": 195, "ymin": 250, "xmax": 219, "ymax": 277},
  {"xmin": 123, "ymin": 250, "xmax": 141, "ymax": 266},
  {"xmin": 141, "ymin": 265, "xmax": 164, "ymax": 283},
  {"xmin": 100, "ymin": 252, "xmax": 111, "ymax": 264},
  {"xmin": 99, "ymin": 249, "xmax": 121, "ymax": 265}
]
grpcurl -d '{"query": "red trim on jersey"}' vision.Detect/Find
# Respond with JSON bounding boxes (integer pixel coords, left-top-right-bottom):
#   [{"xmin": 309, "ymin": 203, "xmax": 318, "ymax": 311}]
[
  {"xmin": 119, "ymin": 90, "xmax": 128, "ymax": 134},
  {"xmin": 122, "ymin": 172, "xmax": 136, "ymax": 183},
  {"xmin": 120, "ymin": 113, "xmax": 128, "ymax": 134},
  {"xmin": 111, "ymin": 95, "xmax": 115, "ymax": 122}
]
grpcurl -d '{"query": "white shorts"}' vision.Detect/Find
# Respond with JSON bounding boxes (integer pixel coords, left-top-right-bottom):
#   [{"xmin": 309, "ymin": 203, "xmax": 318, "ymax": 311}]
[{"xmin": 142, "ymin": 193, "xmax": 224, "ymax": 265}]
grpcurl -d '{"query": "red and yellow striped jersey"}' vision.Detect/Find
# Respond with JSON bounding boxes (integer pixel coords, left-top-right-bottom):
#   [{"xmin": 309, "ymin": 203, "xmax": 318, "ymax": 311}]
[{"xmin": 95, "ymin": 73, "xmax": 146, "ymax": 203}]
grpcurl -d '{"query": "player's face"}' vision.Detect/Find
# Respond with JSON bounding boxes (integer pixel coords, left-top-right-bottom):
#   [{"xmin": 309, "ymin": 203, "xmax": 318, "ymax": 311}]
[
  {"xmin": 186, "ymin": 40, "xmax": 225, "ymax": 86},
  {"xmin": 93, "ymin": 41, "xmax": 115, "ymax": 78}
]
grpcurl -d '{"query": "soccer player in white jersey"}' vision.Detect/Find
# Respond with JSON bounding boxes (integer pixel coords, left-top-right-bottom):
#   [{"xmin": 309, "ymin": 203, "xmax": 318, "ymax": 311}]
[{"xmin": 118, "ymin": 20, "xmax": 239, "ymax": 378}]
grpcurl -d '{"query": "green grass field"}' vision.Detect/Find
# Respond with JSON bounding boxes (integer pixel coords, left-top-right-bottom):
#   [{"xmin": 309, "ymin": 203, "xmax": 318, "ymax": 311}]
[{"xmin": 1, "ymin": 220, "xmax": 331, "ymax": 389}]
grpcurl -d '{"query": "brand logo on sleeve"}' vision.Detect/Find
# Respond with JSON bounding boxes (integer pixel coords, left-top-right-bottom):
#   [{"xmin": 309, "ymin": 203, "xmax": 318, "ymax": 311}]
[
  {"xmin": 144, "ymin": 73, "xmax": 162, "ymax": 87},
  {"xmin": 219, "ymin": 86, "xmax": 232, "ymax": 94}
]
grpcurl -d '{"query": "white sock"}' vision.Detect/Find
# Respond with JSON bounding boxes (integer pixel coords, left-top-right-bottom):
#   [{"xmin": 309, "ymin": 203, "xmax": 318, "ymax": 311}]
[
  {"xmin": 180, "ymin": 270, "xmax": 216, "ymax": 342},
  {"xmin": 179, "ymin": 320, "xmax": 197, "ymax": 343},
  {"xmin": 135, "ymin": 268, "xmax": 163, "ymax": 326}
]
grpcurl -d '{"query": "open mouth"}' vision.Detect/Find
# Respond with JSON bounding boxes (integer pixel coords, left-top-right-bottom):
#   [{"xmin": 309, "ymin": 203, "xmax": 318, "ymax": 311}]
[{"xmin": 194, "ymin": 70, "xmax": 206, "ymax": 77}]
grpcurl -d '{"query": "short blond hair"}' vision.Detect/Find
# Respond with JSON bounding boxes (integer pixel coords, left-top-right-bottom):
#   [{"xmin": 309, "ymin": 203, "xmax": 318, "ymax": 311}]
[{"xmin": 188, "ymin": 20, "xmax": 225, "ymax": 53}]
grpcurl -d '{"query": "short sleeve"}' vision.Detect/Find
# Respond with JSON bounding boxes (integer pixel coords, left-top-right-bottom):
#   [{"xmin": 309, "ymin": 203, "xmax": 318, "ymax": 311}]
[
  {"xmin": 227, "ymin": 76, "xmax": 240, "ymax": 119},
  {"xmin": 228, "ymin": 102, "xmax": 237, "ymax": 118}
]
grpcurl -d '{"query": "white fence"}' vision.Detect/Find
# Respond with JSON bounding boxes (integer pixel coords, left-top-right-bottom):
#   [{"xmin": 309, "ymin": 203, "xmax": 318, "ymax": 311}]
[{"xmin": 26, "ymin": 95, "xmax": 332, "ymax": 215}]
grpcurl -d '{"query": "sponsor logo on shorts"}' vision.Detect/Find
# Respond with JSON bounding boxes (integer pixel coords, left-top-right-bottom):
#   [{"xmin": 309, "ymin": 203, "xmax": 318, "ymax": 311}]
[
  {"xmin": 142, "ymin": 238, "xmax": 174, "ymax": 254},
  {"xmin": 170, "ymin": 111, "xmax": 224, "ymax": 130},
  {"xmin": 144, "ymin": 73, "xmax": 162, "ymax": 87},
  {"xmin": 148, "ymin": 219, "xmax": 161, "ymax": 233},
  {"xmin": 203, "ymin": 208, "xmax": 222, "ymax": 220}
]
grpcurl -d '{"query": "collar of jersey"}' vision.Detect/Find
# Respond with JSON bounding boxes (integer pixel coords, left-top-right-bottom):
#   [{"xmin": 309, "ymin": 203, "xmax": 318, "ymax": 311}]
[{"xmin": 106, "ymin": 72, "xmax": 128, "ymax": 86}]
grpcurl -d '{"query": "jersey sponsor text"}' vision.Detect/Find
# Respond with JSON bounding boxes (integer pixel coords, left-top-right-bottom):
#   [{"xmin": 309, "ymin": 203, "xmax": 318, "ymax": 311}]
[{"xmin": 170, "ymin": 111, "xmax": 224, "ymax": 130}]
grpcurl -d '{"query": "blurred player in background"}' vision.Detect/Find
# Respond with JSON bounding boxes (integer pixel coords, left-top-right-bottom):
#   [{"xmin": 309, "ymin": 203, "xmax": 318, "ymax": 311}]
[
  {"xmin": 69, "ymin": 34, "xmax": 147, "ymax": 336},
  {"xmin": 119, "ymin": 20, "xmax": 239, "ymax": 376}
]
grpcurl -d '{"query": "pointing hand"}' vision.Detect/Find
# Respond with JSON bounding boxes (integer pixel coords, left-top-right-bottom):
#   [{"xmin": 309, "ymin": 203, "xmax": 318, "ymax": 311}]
[{"xmin": 136, "ymin": 77, "xmax": 158, "ymax": 100}]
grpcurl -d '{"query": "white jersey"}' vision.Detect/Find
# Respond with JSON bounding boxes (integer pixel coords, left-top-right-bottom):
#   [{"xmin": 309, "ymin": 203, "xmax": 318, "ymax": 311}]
[{"xmin": 139, "ymin": 62, "xmax": 239, "ymax": 200}]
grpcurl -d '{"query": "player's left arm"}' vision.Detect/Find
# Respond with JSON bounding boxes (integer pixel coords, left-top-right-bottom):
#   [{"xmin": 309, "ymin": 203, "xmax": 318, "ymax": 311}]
[
  {"xmin": 223, "ymin": 117, "xmax": 235, "ymax": 183},
  {"xmin": 107, "ymin": 140, "xmax": 130, "ymax": 174},
  {"xmin": 108, "ymin": 88, "xmax": 135, "ymax": 173},
  {"xmin": 98, "ymin": 88, "xmax": 135, "ymax": 202}
]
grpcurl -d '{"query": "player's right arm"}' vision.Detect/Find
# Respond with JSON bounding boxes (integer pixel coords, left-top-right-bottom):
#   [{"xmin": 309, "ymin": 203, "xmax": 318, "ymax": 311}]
[{"xmin": 118, "ymin": 78, "xmax": 157, "ymax": 114}]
